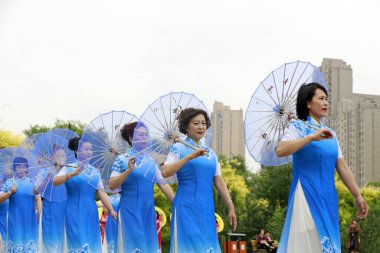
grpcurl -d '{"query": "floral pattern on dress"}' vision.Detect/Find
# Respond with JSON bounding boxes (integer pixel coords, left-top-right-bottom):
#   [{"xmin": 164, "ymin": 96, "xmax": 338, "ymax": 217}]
[
  {"xmin": 7, "ymin": 240, "xmax": 39, "ymax": 253},
  {"xmin": 112, "ymin": 155, "xmax": 127, "ymax": 174},
  {"xmin": 320, "ymin": 236, "xmax": 340, "ymax": 253},
  {"xmin": 2, "ymin": 177, "xmax": 32, "ymax": 193},
  {"xmin": 293, "ymin": 116, "xmax": 336, "ymax": 139},
  {"xmin": 184, "ymin": 137, "xmax": 214, "ymax": 160},
  {"xmin": 81, "ymin": 165, "xmax": 98, "ymax": 178},
  {"xmin": 112, "ymin": 149, "xmax": 145, "ymax": 173},
  {"xmin": 2, "ymin": 178, "xmax": 14, "ymax": 193},
  {"xmin": 107, "ymin": 241, "xmax": 114, "ymax": 253},
  {"xmin": 206, "ymin": 246, "xmax": 215, "ymax": 253},
  {"xmin": 68, "ymin": 243, "xmax": 91, "ymax": 253}
]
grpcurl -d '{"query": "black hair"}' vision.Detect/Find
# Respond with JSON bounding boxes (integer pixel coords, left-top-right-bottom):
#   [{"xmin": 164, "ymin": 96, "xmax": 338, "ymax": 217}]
[
  {"xmin": 120, "ymin": 122, "xmax": 138, "ymax": 146},
  {"xmin": 296, "ymin": 82, "xmax": 328, "ymax": 121},
  {"xmin": 12, "ymin": 157, "xmax": 28, "ymax": 171},
  {"xmin": 177, "ymin": 108, "xmax": 211, "ymax": 135},
  {"xmin": 68, "ymin": 137, "xmax": 80, "ymax": 158}
]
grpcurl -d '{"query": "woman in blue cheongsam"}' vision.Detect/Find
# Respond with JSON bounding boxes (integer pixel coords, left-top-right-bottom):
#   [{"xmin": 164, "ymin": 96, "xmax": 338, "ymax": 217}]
[
  {"xmin": 37, "ymin": 146, "xmax": 67, "ymax": 253},
  {"xmin": 0, "ymin": 199, "xmax": 8, "ymax": 244},
  {"xmin": 276, "ymin": 83, "xmax": 368, "ymax": 253},
  {"xmin": 53, "ymin": 137, "xmax": 117, "ymax": 252},
  {"xmin": 161, "ymin": 108, "xmax": 237, "ymax": 253},
  {"xmin": 0, "ymin": 157, "xmax": 41, "ymax": 252},
  {"xmin": 109, "ymin": 122, "xmax": 175, "ymax": 253}
]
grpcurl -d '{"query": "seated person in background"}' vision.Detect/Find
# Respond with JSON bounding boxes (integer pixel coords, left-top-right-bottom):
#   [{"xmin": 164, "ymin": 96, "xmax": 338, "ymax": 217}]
[
  {"xmin": 264, "ymin": 230, "xmax": 277, "ymax": 253},
  {"xmin": 256, "ymin": 228, "xmax": 271, "ymax": 253},
  {"xmin": 347, "ymin": 219, "xmax": 360, "ymax": 253}
]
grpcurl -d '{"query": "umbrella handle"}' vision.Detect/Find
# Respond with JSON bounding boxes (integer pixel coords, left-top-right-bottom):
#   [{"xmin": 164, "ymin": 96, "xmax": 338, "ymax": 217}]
[
  {"xmin": 175, "ymin": 138, "xmax": 198, "ymax": 151},
  {"xmin": 64, "ymin": 164, "xmax": 78, "ymax": 169},
  {"xmin": 288, "ymin": 113, "xmax": 319, "ymax": 131}
]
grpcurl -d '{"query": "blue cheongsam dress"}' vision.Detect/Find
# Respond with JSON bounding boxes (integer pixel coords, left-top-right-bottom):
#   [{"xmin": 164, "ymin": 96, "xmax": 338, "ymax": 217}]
[
  {"xmin": 166, "ymin": 138, "xmax": 221, "ymax": 253},
  {"xmin": 57, "ymin": 163, "xmax": 103, "ymax": 253},
  {"xmin": 278, "ymin": 116, "xmax": 342, "ymax": 253},
  {"xmin": 111, "ymin": 149, "xmax": 161, "ymax": 253},
  {"xmin": 0, "ymin": 199, "xmax": 9, "ymax": 243},
  {"xmin": 3, "ymin": 177, "xmax": 39, "ymax": 252}
]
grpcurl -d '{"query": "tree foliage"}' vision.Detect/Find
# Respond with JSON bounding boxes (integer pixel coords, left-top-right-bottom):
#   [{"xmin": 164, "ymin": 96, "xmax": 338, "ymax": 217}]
[
  {"xmin": 359, "ymin": 186, "xmax": 380, "ymax": 252},
  {"xmin": 0, "ymin": 130, "xmax": 25, "ymax": 148},
  {"xmin": 214, "ymin": 158, "xmax": 249, "ymax": 241},
  {"xmin": 23, "ymin": 125, "xmax": 50, "ymax": 137},
  {"xmin": 23, "ymin": 119, "xmax": 86, "ymax": 136},
  {"xmin": 53, "ymin": 119, "xmax": 86, "ymax": 136},
  {"xmin": 252, "ymin": 164, "xmax": 292, "ymax": 211},
  {"xmin": 337, "ymin": 180, "xmax": 380, "ymax": 252}
]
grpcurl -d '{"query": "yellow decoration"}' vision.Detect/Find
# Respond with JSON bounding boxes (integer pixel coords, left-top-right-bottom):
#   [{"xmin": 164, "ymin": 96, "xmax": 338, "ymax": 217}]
[
  {"xmin": 215, "ymin": 213, "xmax": 224, "ymax": 233},
  {"xmin": 96, "ymin": 200, "xmax": 103, "ymax": 220},
  {"xmin": 155, "ymin": 206, "xmax": 167, "ymax": 227},
  {"xmin": 169, "ymin": 212, "xmax": 224, "ymax": 232}
]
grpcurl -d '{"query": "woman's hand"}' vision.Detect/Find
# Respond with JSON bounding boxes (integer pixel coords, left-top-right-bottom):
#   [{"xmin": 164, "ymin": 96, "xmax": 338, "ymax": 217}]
[
  {"xmin": 188, "ymin": 148, "xmax": 207, "ymax": 160},
  {"xmin": 311, "ymin": 129, "xmax": 333, "ymax": 141},
  {"xmin": 69, "ymin": 168, "xmax": 81, "ymax": 178},
  {"xmin": 109, "ymin": 210, "xmax": 117, "ymax": 220},
  {"xmin": 9, "ymin": 185, "xmax": 17, "ymax": 195},
  {"xmin": 162, "ymin": 148, "xmax": 206, "ymax": 178},
  {"xmin": 229, "ymin": 209, "xmax": 237, "ymax": 232},
  {"xmin": 126, "ymin": 158, "xmax": 135, "ymax": 173},
  {"xmin": 355, "ymin": 195, "xmax": 368, "ymax": 219}
]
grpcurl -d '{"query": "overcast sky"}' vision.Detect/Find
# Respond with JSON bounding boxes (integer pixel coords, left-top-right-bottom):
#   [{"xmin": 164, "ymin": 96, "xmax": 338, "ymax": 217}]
[{"xmin": 1, "ymin": 0, "xmax": 380, "ymax": 168}]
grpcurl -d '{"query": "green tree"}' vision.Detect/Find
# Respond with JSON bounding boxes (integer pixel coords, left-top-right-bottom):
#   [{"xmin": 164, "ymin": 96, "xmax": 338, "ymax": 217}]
[
  {"xmin": 366, "ymin": 181, "xmax": 380, "ymax": 187},
  {"xmin": 214, "ymin": 158, "xmax": 249, "ymax": 238},
  {"xmin": 23, "ymin": 124, "xmax": 50, "ymax": 137},
  {"xmin": 53, "ymin": 119, "xmax": 86, "ymax": 136},
  {"xmin": 23, "ymin": 119, "xmax": 86, "ymax": 136},
  {"xmin": 213, "ymin": 157, "xmax": 292, "ymax": 244},
  {"xmin": 360, "ymin": 185, "xmax": 380, "ymax": 252},
  {"xmin": 336, "ymin": 177, "xmax": 380, "ymax": 253},
  {"xmin": 219, "ymin": 155, "xmax": 250, "ymax": 180},
  {"xmin": 266, "ymin": 204, "xmax": 287, "ymax": 240},
  {"xmin": 253, "ymin": 164, "xmax": 292, "ymax": 211},
  {"xmin": 239, "ymin": 164, "xmax": 292, "ymax": 243}
]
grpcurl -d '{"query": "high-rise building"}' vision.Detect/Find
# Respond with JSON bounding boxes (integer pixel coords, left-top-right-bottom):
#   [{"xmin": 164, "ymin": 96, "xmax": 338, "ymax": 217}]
[
  {"xmin": 210, "ymin": 101, "xmax": 245, "ymax": 158},
  {"xmin": 320, "ymin": 58, "xmax": 380, "ymax": 186}
]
